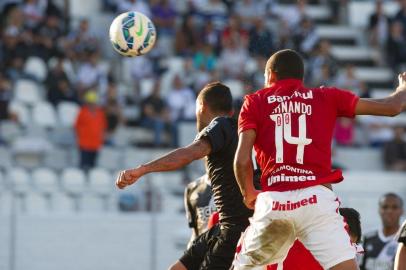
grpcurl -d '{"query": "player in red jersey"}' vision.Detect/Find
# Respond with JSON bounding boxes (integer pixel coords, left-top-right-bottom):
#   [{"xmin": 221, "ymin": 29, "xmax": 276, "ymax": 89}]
[
  {"xmin": 232, "ymin": 49, "xmax": 406, "ymax": 270},
  {"xmin": 267, "ymin": 207, "xmax": 363, "ymax": 270}
]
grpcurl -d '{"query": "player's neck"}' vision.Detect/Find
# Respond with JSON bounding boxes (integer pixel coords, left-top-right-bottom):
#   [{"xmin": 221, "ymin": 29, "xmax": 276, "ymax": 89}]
[{"xmin": 382, "ymin": 225, "xmax": 399, "ymax": 237}]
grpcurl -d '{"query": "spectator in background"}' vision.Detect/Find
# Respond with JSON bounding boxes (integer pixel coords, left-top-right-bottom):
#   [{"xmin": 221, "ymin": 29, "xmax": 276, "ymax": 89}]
[
  {"xmin": 193, "ymin": 43, "xmax": 217, "ymax": 73},
  {"xmin": 394, "ymin": 0, "xmax": 406, "ymax": 37},
  {"xmin": 0, "ymin": 73, "xmax": 17, "ymax": 122},
  {"xmin": 103, "ymin": 83, "xmax": 126, "ymax": 145},
  {"xmin": 76, "ymin": 52, "xmax": 106, "ymax": 94},
  {"xmin": 358, "ymin": 116, "xmax": 394, "ymax": 147},
  {"xmin": 234, "ymin": 0, "xmax": 267, "ymax": 29},
  {"xmin": 278, "ymin": 0, "xmax": 307, "ymax": 30},
  {"xmin": 118, "ymin": 0, "xmax": 151, "ymax": 17},
  {"xmin": 45, "ymin": 57, "xmax": 78, "ymax": 106},
  {"xmin": 292, "ymin": 17, "xmax": 319, "ymax": 57},
  {"xmin": 218, "ymin": 35, "xmax": 249, "ymax": 79},
  {"xmin": 74, "ymin": 91, "xmax": 107, "ymax": 170},
  {"xmin": 334, "ymin": 118, "xmax": 355, "ymax": 147},
  {"xmin": 63, "ymin": 19, "xmax": 99, "ymax": 60},
  {"xmin": 140, "ymin": 79, "xmax": 177, "ymax": 147},
  {"xmin": 33, "ymin": 14, "xmax": 63, "ymax": 61},
  {"xmin": 369, "ymin": 1, "xmax": 390, "ymax": 54},
  {"xmin": 386, "ymin": 21, "xmax": 406, "ymax": 71},
  {"xmin": 197, "ymin": 0, "xmax": 228, "ymax": 30},
  {"xmin": 167, "ymin": 75, "xmax": 196, "ymax": 122},
  {"xmin": 174, "ymin": 14, "xmax": 200, "ymax": 56},
  {"xmin": 335, "ymin": 64, "xmax": 362, "ymax": 95},
  {"xmin": 248, "ymin": 18, "xmax": 275, "ymax": 58},
  {"xmin": 360, "ymin": 193, "xmax": 403, "ymax": 270},
  {"xmin": 201, "ymin": 20, "xmax": 221, "ymax": 55},
  {"xmin": 151, "ymin": 0, "xmax": 176, "ymax": 36},
  {"xmin": 221, "ymin": 14, "xmax": 249, "ymax": 49},
  {"xmin": 22, "ymin": 0, "xmax": 47, "ymax": 29},
  {"xmin": 307, "ymin": 40, "xmax": 338, "ymax": 86},
  {"xmin": 383, "ymin": 126, "xmax": 406, "ymax": 171}
]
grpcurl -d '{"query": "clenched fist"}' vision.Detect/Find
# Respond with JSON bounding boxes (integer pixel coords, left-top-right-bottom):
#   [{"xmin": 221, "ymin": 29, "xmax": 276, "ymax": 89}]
[{"xmin": 115, "ymin": 166, "xmax": 145, "ymax": 189}]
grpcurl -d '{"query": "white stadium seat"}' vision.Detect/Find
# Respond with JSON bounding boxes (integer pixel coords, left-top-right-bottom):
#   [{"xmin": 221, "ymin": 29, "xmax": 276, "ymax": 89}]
[
  {"xmin": 9, "ymin": 101, "xmax": 31, "ymax": 126},
  {"xmin": 24, "ymin": 56, "xmax": 48, "ymax": 81},
  {"xmin": 61, "ymin": 168, "xmax": 86, "ymax": 196},
  {"xmin": 32, "ymin": 168, "xmax": 59, "ymax": 194},
  {"xmin": 97, "ymin": 147, "xmax": 123, "ymax": 171},
  {"xmin": 8, "ymin": 168, "xmax": 31, "ymax": 194},
  {"xmin": 25, "ymin": 193, "xmax": 50, "ymax": 214},
  {"xmin": 33, "ymin": 102, "xmax": 57, "ymax": 128},
  {"xmin": 0, "ymin": 147, "xmax": 13, "ymax": 170},
  {"xmin": 140, "ymin": 78, "xmax": 155, "ymax": 98},
  {"xmin": 14, "ymin": 79, "xmax": 42, "ymax": 105},
  {"xmin": 88, "ymin": 168, "xmax": 113, "ymax": 196},
  {"xmin": 223, "ymin": 79, "xmax": 244, "ymax": 99},
  {"xmin": 57, "ymin": 102, "xmax": 80, "ymax": 127}
]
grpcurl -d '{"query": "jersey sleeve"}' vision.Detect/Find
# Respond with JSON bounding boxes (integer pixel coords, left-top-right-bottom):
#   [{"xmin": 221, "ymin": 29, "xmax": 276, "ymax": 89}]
[
  {"xmin": 184, "ymin": 185, "xmax": 195, "ymax": 229},
  {"xmin": 328, "ymin": 88, "xmax": 359, "ymax": 118},
  {"xmin": 195, "ymin": 118, "xmax": 231, "ymax": 154},
  {"xmin": 238, "ymin": 94, "xmax": 260, "ymax": 134},
  {"xmin": 399, "ymin": 220, "xmax": 406, "ymax": 244}
]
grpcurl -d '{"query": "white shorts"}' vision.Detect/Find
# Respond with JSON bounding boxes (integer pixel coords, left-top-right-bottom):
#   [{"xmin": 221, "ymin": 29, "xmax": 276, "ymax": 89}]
[{"xmin": 233, "ymin": 185, "xmax": 356, "ymax": 270}]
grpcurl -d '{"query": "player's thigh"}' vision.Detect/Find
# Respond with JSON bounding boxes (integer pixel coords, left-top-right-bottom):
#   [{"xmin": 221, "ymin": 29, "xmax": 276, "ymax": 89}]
[
  {"xmin": 179, "ymin": 226, "xmax": 220, "ymax": 270},
  {"xmin": 200, "ymin": 228, "xmax": 242, "ymax": 270},
  {"xmin": 298, "ymin": 187, "xmax": 355, "ymax": 269}
]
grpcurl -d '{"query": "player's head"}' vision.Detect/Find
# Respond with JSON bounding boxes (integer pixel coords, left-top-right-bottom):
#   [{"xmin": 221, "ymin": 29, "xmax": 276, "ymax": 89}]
[
  {"xmin": 339, "ymin": 207, "xmax": 362, "ymax": 243},
  {"xmin": 196, "ymin": 82, "xmax": 233, "ymax": 131},
  {"xmin": 264, "ymin": 49, "xmax": 304, "ymax": 87},
  {"xmin": 379, "ymin": 192, "xmax": 404, "ymax": 228}
]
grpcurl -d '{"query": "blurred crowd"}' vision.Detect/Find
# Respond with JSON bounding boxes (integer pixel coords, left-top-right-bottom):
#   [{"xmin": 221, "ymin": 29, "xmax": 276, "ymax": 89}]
[{"xmin": 0, "ymin": 0, "xmax": 405, "ymax": 171}]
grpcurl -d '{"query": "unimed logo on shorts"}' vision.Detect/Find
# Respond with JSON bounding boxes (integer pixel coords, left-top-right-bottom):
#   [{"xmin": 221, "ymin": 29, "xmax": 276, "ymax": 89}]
[{"xmin": 272, "ymin": 195, "xmax": 318, "ymax": 211}]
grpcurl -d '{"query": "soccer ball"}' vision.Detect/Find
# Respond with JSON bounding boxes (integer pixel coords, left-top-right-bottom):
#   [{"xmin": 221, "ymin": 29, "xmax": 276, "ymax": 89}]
[{"xmin": 109, "ymin": 11, "xmax": 156, "ymax": 57}]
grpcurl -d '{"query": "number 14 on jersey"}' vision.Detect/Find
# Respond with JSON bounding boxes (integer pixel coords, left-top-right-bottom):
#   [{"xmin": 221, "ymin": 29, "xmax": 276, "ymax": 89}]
[{"xmin": 270, "ymin": 113, "xmax": 312, "ymax": 164}]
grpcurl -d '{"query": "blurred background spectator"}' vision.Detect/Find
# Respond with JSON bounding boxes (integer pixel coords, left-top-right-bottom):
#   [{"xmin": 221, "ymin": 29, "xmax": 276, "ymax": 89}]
[{"xmin": 383, "ymin": 126, "xmax": 406, "ymax": 171}]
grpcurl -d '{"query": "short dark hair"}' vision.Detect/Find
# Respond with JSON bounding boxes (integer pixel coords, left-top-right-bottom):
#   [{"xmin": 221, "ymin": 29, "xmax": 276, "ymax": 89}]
[
  {"xmin": 266, "ymin": 49, "xmax": 304, "ymax": 80},
  {"xmin": 197, "ymin": 82, "xmax": 233, "ymax": 113},
  {"xmin": 379, "ymin": 192, "xmax": 404, "ymax": 208},
  {"xmin": 339, "ymin": 207, "xmax": 362, "ymax": 243}
]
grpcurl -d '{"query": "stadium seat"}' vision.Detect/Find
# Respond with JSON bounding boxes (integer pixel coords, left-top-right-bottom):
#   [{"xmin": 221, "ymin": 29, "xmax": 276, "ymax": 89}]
[
  {"xmin": 14, "ymin": 79, "xmax": 42, "ymax": 105},
  {"xmin": 348, "ymin": 1, "xmax": 399, "ymax": 27},
  {"xmin": 123, "ymin": 148, "xmax": 153, "ymax": 168},
  {"xmin": 81, "ymin": 194, "xmax": 106, "ymax": 213},
  {"xmin": 223, "ymin": 79, "xmax": 244, "ymax": 99},
  {"xmin": 24, "ymin": 56, "xmax": 48, "ymax": 82},
  {"xmin": 9, "ymin": 101, "xmax": 31, "ymax": 126},
  {"xmin": 25, "ymin": 193, "xmax": 50, "ymax": 214},
  {"xmin": 57, "ymin": 102, "xmax": 80, "ymax": 127},
  {"xmin": 0, "ymin": 147, "xmax": 13, "ymax": 170},
  {"xmin": 0, "ymin": 121, "xmax": 22, "ymax": 145},
  {"xmin": 52, "ymin": 192, "xmax": 76, "ymax": 213},
  {"xmin": 33, "ymin": 102, "xmax": 58, "ymax": 129},
  {"xmin": 165, "ymin": 57, "xmax": 184, "ymax": 74},
  {"xmin": 43, "ymin": 147, "xmax": 70, "ymax": 170},
  {"xmin": 140, "ymin": 78, "xmax": 155, "ymax": 98},
  {"xmin": 97, "ymin": 147, "xmax": 123, "ymax": 171},
  {"xmin": 8, "ymin": 168, "xmax": 31, "ymax": 194},
  {"xmin": 88, "ymin": 168, "xmax": 113, "ymax": 196},
  {"xmin": 61, "ymin": 168, "xmax": 86, "ymax": 196},
  {"xmin": 178, "ymin": 122, "xmax": 196, "ymax": 147},
  {"xmin": 0, "ymin": 171, "xmax": 5, "ymax": 190},
  {"xmin": 32, "ymin": 168, "xmax": 59, "ymax": 195}
]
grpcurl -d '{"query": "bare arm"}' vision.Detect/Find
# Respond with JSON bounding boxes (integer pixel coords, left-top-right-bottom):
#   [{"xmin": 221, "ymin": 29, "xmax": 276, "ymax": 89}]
[
  {"xmin": 395, "ymin": 243, "xmax": 406, "ymax": 270},
  {"xmin": 116, "ymin": 139, "xmax": 211, "ymax": 189},
  {"xmin": 356, "ymin": 73, "xmax": 406, "ymax": 116},
  {"xmin": 234, "ymin": 129, "xmax": 259, "ymax": 209}
]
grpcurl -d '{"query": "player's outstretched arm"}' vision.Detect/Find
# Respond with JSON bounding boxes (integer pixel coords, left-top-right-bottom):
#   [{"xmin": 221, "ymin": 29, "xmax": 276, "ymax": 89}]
[
  {"xmin": 234, "ymin": 129, "xmax": 260, "ymax": 209},
  {"xmin": 356, "ymin": 72, "xmax": 406, "ymax": 116},
  {"xmin": 116, "ymin": 139, "xmax": 212, "ymax": 189}
]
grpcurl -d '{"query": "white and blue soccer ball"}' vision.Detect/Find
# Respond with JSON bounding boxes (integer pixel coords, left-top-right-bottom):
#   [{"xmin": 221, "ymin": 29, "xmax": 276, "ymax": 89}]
[{"xmin": 109, "ymin": 11, "xmax": 157, "ymax": 57}]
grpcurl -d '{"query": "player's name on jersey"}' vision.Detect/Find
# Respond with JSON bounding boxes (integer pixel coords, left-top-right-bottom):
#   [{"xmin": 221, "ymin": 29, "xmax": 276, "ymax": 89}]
[
  {"xmin": 267, "ymin": 90, "xmax": 313, "ymax": 104},
  {"xmin": 272, "ymin": 101, "xmax": 312, "ymax": 115},
  {"xmin": 272, "ymin": 195, "xmax": 318, "ymax": 211},
  {"xmin": 268, "ymin": 174, "xmax": 316, "ymax": 186}
]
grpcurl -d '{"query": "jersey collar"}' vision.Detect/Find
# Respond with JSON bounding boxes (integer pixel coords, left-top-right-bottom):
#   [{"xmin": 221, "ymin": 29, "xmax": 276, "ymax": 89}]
[{"xmin": 270, "ymin": 79, "xmax": 303, "ymax": 88}]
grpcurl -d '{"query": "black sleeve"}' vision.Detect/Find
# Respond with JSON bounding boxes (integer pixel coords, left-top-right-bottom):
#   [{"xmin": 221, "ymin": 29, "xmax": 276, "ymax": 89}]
[
  {"xmin": 399, "ymin": 221, "xmax": 406, "ymax": 244},
  {"xmin": 195, "ymin": 118, "xmax": 231, "ymax": 154},
  {"xmin": 184, "ymin": 185, "xmax": 196, "ymax": 230}
]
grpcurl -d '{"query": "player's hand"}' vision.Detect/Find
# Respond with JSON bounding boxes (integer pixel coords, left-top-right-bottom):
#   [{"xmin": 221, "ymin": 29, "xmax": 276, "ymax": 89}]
[
  {"xmin": 398, "ymin": 72, "xmax": 406, "ymax": 90},
  {"xmin": 115, "ymin": 166, "xmax": 145, "ymax": 189},
  {"xmin": 243, "ymin": 189, "xmax": 261, "ymax": 210}
]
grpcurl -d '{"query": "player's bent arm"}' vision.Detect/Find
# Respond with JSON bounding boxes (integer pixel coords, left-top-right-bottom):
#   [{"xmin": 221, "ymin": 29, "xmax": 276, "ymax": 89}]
[
  {"xmin": 234, "ymin": 129, "xmax": 257, "ymax": 208},
  {"xmin": 356, "ymin": 73, "xmax": 406, "ymax": 116},
  {"xmin": 116, "ymin": 139, "xmax": 211, "ymax": 189},
  {"xmin": 395, "ymin": 243, "xmax": 406, "ymax": 270}
]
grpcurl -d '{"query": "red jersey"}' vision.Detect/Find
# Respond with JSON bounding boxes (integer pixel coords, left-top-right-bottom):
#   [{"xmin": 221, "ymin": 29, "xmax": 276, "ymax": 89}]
[
  {"xmin": 238, "ymin": 79, "xmax": 359, "ymax": 192},
  {"xmin": 267, "ymin": 240, "xmax": 323, "ymax": 270}
]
